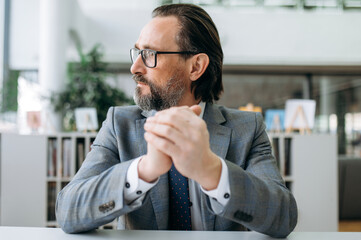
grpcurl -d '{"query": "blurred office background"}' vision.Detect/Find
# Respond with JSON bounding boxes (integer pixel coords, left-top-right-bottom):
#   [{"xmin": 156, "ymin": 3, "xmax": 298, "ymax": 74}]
[{"xmin": 0, "ymin": 0, "xmax": 361, "ymax": 232}]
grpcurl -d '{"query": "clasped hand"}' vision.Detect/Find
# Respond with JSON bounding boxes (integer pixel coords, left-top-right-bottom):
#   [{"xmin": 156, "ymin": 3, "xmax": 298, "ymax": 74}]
[{"xmin": 138, "ymin": 105, "xmax": 221, "ymax": 190}]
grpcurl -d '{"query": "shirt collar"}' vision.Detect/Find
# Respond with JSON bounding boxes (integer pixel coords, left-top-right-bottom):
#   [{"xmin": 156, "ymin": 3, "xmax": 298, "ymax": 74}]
[{"xmin": 199, "ymin": 101, "xmax": 206, "ymax": 119}]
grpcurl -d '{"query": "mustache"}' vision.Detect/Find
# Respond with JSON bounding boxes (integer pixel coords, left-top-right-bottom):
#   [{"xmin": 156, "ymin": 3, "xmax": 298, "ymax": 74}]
[{"xmin": 133, "ymin": 75, "xmax": 149, "ymax": 85}]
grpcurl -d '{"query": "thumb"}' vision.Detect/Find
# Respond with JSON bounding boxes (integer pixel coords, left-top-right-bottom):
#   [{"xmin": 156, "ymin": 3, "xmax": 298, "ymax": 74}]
[{"xmin": 190, "ymin": 105, "xmax": 202, "ymax": 116}]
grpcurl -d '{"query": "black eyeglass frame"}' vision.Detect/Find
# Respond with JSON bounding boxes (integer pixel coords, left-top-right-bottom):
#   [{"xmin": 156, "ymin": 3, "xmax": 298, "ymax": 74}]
[{"xmin": 130, "ymin": 48, "xmax": 199, "ymax": 68}]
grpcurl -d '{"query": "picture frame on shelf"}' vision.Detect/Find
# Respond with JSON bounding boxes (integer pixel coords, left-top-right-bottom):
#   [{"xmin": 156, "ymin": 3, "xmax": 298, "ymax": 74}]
[
  {"xmin": 26, "ymin": 111, "xmax": 41, "ymax": 132},
  {"xmin": 265, "ymin": 109, "xmax": 285, "ymax": 132},
  {"xmin": 284, "ymin": 99, "xmax": 316, "ymax": 134},
  {"xmin": 74, "ymin": 108, "xmax": 98, "ymax": 132}
]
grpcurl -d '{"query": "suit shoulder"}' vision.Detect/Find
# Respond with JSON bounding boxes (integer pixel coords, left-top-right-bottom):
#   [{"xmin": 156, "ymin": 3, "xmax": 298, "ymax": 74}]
[
  {"xmin": 112, "ymin": 105, "xmax": 143, "ymax": 120},
  {"xmin": 214, "ymin": 105, "xmax": 265, "ymax": 140},
  {"xmin": 217, "ymin": 105, "xmax": 260, "ymax": 123}
]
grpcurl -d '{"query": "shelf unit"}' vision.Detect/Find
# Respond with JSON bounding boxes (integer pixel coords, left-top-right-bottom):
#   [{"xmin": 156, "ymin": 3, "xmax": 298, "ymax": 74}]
[
  {"xmin": 268, "ymin": 135, "xmax": 294, "ymax": 191},
  {"xmin": 45, "ymin": 132, "xmax": 98, "ymax": 227},
  {"xmin": 267, "ymin": 133, "xmax": 338, "ymax": 231},
  {"xmin": 1, "ymin": 132, "xmax": 338, "ymax": 231},
  {"xmin": 0, "ymin": 132, "xmax": 117, "ymax": 229}
]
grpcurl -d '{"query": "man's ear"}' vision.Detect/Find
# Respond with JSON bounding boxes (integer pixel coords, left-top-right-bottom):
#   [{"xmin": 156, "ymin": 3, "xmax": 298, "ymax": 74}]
[{"xmin": 189, "ymin": 53, "xmax": 209, "ymax": 82}]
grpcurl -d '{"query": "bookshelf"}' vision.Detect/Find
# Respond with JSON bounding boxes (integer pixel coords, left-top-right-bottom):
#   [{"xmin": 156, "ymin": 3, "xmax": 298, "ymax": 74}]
[
  {"xmin": 267, "ymin": 133, "xmax": 338, "ymax": 231},
  {"xmin": 1, "ymin": 132, "xmax": 338, "ymax": 231},
  {"xmin": 0, "ymin": 132, "xmax": 117, "ymax": 229},
  {"xmin": 45, "ymin": 132, "xmax": 98, "ymax": 228}
]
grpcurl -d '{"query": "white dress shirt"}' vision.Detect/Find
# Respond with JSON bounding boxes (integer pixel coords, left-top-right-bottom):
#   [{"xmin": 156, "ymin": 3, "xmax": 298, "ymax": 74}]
[{"xmin": 124, "ymin": 102, "xmax": 231, "ymax": 230}]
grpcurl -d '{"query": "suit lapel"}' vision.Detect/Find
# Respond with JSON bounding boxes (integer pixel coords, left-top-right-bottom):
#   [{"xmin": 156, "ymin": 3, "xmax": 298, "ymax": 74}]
[
  {"xmin": 149, "ymin": 174, "xmax": 169, "ymax": 230},
  {"xmin": 136, "ymin": 110, "xmax": 169, "ymax": 230},
  {"xmin": 201, "ymin": 104, "xmax": 232, "ymax": 230},
  {"xmin": 135, "ymin": 118, "xmax": 147, "ymax": 156},
  {"xmin": 135, "ymin": 109, "xmax": 156, "ymax": 156},
  {"xmin": 204, "ymin": 103, "xmax": 231, "ymax": 160}
]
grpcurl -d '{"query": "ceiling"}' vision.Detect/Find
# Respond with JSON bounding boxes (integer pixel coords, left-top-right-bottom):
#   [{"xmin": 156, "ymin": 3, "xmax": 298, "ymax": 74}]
[{"xmin": 76, "ymin": 0, "xmax": 158, "ymax": 16}]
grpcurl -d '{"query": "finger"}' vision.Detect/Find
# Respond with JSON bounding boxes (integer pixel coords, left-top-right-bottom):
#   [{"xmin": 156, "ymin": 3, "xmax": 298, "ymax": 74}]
[
  {"xmin": 144, "ymin": 121, "xmax": 186, "ymax": 146},
  {"xmin": 147, "ymin": 107, "xmax": 202, "ymax": 131},
  {"xmin": 190, "ymin": 105, "xmax": 202, "ymax": 116},
  {"xmin": 144, "ymin": 131, "xmax": 179, "ymax": 157},
  {"xmin": 153, "ymin": 106, "xmax": 196, "ymax": 122}
]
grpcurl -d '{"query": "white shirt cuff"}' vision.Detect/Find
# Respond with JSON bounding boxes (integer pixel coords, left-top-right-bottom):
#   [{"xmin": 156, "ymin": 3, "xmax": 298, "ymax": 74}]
[
  {"xmin": 200, "ymin": 157, "xmax": 231, "ymax": 207},
  {"xmin": 124, "ymin": 156, "xmax": 159, "ymax": 204}
]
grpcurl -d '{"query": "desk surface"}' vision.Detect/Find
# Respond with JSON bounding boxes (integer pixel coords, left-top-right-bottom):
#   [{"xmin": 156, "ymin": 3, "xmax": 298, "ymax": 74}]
[{"xmin": 1, "ymin": 227, "xmax": 360, "ymax": 240}]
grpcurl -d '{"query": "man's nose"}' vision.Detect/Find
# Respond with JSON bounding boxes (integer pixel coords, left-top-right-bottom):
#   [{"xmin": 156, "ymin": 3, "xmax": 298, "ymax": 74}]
[{"xmin": 130, "ymin": 54, "xmax": 146, "ymax": 75}]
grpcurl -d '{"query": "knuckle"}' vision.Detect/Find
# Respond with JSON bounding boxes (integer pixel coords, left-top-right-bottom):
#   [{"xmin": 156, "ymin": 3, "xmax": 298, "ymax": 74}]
[
  {"xmin": 168, "ymin": 113, "xmax": 178, "ymax": 123},
  {"xmin": 164, "ymin": 126, "xmax": 172, "ymax": 135}
]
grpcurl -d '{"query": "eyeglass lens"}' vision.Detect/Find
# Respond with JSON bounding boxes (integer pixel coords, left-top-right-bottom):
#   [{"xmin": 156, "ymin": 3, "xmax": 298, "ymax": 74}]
[
  {"xmin": 130, "ymin": 48, "xmax": 156, "ymax": 68},
  {"xmin": 142, "ymin": 50, "xmax": 156, "ymax": 68},
  {"xmin": 130, "ymin": 48, "xmax": 139, "ymax": 63}
]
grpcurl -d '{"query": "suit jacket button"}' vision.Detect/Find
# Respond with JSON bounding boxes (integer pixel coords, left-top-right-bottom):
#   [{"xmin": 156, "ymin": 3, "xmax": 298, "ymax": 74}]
[
  {"xmin": 99, "ymin": 205, "xmax": 105, "ymax": 212},
  {"xmin": 108, "ymin": 200, "xmax": 115, "ymax": 209},
  {"xmin": 99, "ymin": 201, "xmax": 115, "ymax": 213}
]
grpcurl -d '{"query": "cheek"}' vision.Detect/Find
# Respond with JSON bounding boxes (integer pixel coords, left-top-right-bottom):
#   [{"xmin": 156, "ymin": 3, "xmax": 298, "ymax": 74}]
[
  {"xmin": 148, "ymin": 70, "xmax": 170, "ymax": 87},
  {"xmin": 150, "ymin": 57, "xmax": 187, "ymax": 86}
]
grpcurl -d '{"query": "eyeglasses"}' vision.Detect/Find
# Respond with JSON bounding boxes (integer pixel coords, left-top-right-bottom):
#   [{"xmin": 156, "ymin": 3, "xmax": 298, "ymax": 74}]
[{"xmin": 130, "ymin": 48, "xmax": 198, "ymax": 68}]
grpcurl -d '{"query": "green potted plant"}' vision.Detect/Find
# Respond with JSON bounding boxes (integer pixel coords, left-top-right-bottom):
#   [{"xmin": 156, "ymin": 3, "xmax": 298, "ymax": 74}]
[{"xmin": 52, "ymin": 32, "xmax": 133, "ymax": 131}]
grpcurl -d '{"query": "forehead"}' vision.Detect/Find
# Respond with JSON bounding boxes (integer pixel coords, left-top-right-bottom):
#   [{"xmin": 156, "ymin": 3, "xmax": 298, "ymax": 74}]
[{"xmin": 136, "ymin": 16, "xmax": 180, "ymax": 51}]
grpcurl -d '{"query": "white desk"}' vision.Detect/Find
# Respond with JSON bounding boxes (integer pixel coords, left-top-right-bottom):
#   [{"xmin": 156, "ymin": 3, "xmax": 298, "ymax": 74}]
[{"xmin": 0, "ymin": 227, "xmax": 360, "ymax": 240}]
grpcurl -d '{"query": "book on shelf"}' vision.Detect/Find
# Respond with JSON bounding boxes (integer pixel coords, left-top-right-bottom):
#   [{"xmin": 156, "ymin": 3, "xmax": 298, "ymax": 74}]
[
  {"xmin": 271, "ymin": 137, "xmax": 280, "ymax": 169},
  {"xmin": 47, "ymin": 139, "xmax": 57, "ymax": 177},
  {"xmin": 62, "ymin": 139, "xmax": 72, "ymax": 177},
  {"xmin": 47, "ymin": 182, "xmax": 57, "ymax": 221},
  {"xmin": 284, "ymin": 138, "xmax": 292, "ymax": 176},
  {"xmin": 76, "ymin": 141, "xmax": 85, "ymax": 172}
]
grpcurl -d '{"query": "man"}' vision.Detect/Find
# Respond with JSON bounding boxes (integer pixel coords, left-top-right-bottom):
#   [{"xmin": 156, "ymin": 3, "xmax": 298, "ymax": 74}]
[{"xmin": 56, "ymin": 4, "xmax": 297, "ymax": 238}]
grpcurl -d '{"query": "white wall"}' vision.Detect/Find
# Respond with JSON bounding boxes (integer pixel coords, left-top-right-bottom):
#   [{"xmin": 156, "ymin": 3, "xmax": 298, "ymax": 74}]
[
  {"xmin": 9, "ymin": 0, "xmax": 39, "ymax": 70},
  {"xmin": 9, "ymin": 0, "xmax": 84, "ymax": 69},
  {"xmin": 0, "ymin": 0, "xmax": 5, "ymax": 83},
  {"xmin": 8, "ymin": 1, "xmax": 361, "ymax": 69},
  {"xmin": 209, "ymin": 9, "xmax": 361, "ymax": 66},
  {"xmin": 72, "ymin": 7, "xmax": 361, "ymax": 66},
  {"xmin": 80, "ymin": 10, "xmax": 150, "ymax": 63},
  {"xmin": 74, "ymin": 0, "xmax": 159, "ymax": 62}
]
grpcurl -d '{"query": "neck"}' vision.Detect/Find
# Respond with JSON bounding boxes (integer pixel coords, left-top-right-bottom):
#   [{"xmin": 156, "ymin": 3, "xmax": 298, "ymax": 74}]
[{"xmin": 177, "ymin": 93, "xmax": 200, "ymax": 107}]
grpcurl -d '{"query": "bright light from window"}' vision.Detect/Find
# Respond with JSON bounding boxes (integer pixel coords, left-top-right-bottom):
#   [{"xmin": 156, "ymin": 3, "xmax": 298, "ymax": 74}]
[
  {"xmin": 353, "ymin": 113, "xmax": 361, "ymax": 131},
  {"xmin": 345, "ymin": 113, "xmax": 353, "ymax": 135},
  {"xmin": 329, "ymin": 114, "xmax": 337, "ymax": 134}
]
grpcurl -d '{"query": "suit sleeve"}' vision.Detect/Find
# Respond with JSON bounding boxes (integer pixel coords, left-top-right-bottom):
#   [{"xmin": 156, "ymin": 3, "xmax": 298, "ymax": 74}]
[
  {"xmin": 55, "ymin": 107, "xmax": 144, "ymax": 233},
  {"xmin": 206, "ymin": 112, "xmax": 298, "ymax": 238}
]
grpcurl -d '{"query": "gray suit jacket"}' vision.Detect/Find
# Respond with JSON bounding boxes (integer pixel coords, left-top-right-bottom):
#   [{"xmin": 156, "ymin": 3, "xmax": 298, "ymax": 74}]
[{"xmin": 56, "ymin": 104, "xmax": 297, "ymax": 238}]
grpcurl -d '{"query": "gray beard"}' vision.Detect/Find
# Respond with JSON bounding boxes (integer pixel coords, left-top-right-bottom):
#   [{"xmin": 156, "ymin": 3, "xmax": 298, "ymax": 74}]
[{"xmin": 133, "ymin": 74, "xmax": 186, "ymax": 111}]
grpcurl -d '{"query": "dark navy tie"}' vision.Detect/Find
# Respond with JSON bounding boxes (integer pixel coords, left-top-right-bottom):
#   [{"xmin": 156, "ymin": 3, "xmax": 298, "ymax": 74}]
[{"xmin": 168, "ymin": 164, "xmax": 192, "ymax": 230}]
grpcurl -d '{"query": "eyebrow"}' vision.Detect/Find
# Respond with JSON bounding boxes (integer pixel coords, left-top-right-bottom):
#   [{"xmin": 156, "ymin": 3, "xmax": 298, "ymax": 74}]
[{"xmin": 134, "ymin": 44, "xmax": 158, "ymax": 51}]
